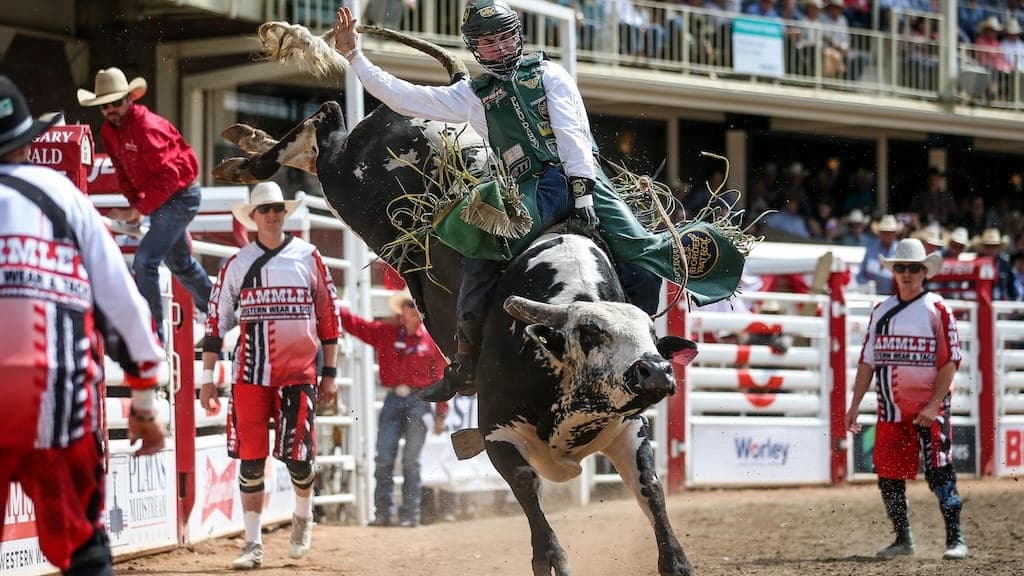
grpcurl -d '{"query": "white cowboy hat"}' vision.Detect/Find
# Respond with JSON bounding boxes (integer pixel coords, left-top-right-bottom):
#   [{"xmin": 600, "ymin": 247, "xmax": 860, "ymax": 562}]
[
  {"xmin": 949, "ymin": 227, "xmax": 970, "ymax": 246},
  {"xmin": 881, "ymin": 238, "xmax": 943, "ymax": 278},
  {"xmin": 872, "ymin": 214, "xmax": 903, "ymax": 234},
  {"xmin": 1006, "ymin": 18, "xmax": 1022, "ymax": 36},
  {"xmin": 387, "ymin": 288, "xmax": 417, "ymax": 315},
  {"xmin": 978, "ymin": 16, "xmax": 1003, "ymax": 33},
  {"xmin": 77, "ymin": 67, "xmax": 148, "ymax": 107},
  {"xmin": 231, "ymin": 181, "xmax": 301, "ymax": 231},
  {"xmin": 915, "ymin": 223, "xmax": 945, "ymax": 247},
  {"xmin": 976, "ymin": 227, "xmax": 1009, "ymax": 250},
  {"xmin": 844, "ymin": 208, "xmax": 867, "ymax": 225}
]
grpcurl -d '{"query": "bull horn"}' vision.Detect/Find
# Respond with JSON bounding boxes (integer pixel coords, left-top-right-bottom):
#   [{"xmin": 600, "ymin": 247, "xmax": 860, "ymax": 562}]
[{"xmin": 504, "ymin": 296, "xmax": 569, "ymax": 326}]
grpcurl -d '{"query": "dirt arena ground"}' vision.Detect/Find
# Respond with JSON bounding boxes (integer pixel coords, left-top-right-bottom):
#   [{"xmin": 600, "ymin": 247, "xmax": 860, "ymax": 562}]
[{"xmin": 120, "ymin": 477, "xmax": 1021, "ymax": 576}]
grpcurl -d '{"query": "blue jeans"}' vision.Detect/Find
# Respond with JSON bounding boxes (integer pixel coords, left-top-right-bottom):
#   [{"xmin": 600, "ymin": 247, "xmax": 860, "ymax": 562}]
[
  {"xmin": 458, "ymin": 165, "xmax": 571, "ymax": 323},
  {"xmin": 133, "ymin": 184, "xmax": 212, "ymax": 334},
  {"xmin": 374, "ymin": 391, "xmax": 430, "ymax": 524}
]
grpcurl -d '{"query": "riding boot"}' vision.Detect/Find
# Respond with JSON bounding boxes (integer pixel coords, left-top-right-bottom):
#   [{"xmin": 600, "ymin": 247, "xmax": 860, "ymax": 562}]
[
  {"xmin": 419, "ymin": 320, "xmax": 482, "ymax": 402},
  {"xmin": 877, "ymin": 477, "xmax": 916, "ymax": 557},
  {"xmin": 942, "ymin": 508, "xmax": 968, "ymax": 560}
]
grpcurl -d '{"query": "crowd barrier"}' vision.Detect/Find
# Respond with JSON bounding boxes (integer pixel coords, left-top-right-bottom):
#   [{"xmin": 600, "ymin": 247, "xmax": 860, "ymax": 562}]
[{"xmin": 5, "ymin": 183, "xmax": 1024, "ymax": 573}]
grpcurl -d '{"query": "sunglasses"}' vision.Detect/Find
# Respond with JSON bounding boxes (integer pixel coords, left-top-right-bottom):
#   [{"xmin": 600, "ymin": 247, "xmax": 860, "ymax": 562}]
[
  {"xmin": 255, "ymin": 203, "xmax": 287, "ymax": 214},
  {"xmin": 401, "ymin": 301, "xmax": 416, "ymax": 309},
  {"xmin": 100, "ymin": 97, "xmax": 126, "ymax": 110},
  {"xmin": 892, "ymin": 263, "xmax": 925, "ymax": 274}
]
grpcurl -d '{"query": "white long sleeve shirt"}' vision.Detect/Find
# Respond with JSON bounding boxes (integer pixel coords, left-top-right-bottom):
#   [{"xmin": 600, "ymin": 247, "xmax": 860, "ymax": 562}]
[{"xmin": 350, "ymin": 52, "xmax": 597, "ymax": 180}]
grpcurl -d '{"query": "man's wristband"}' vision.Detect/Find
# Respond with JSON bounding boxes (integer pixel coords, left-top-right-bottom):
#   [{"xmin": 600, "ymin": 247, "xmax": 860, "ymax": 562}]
[
  {"xmin": 201, "ymin": 369, "xmax": 216, "ymax": 386},
  {"xmin": 568, "ymin": 176, "xmax": 594, "ymax": 199},
  {"xmin": 320, "ymin": 366, "xmax": 337, "ymax": 378}
]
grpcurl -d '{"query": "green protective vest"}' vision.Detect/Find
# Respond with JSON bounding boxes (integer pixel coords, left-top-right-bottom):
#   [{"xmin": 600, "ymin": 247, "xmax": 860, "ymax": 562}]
[{"xmin": 466, "ymin": 54, "xmax": 744, "ymax": 306}]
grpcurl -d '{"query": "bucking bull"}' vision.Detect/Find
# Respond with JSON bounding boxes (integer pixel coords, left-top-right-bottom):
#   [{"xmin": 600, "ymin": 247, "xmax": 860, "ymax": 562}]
[{"xmin": 213, "ymin": 21, "xmax": 734, "ymax": 576}]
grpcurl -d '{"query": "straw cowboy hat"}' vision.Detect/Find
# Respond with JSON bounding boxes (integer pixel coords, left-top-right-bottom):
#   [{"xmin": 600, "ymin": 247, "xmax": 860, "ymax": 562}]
[
  {"xmin": 231, "ymin": 181, "xmax": 300, "ymax": 231},
  {"xmin": 975, "ymin": 227, "xmax": 1009, "ymax": 250},
  {"xmin": 978, "ymin": 16, "xmax": 1003, "ymax": 33},
  {"xmin": 1006, "ymin": 18, "xmax": 1022, "ymax": 36},
  {"xmin": 387, "ymin": 288, "xmax": 417, "ymax": 315},
  {"xmin": 0, "ymin": 76, "xmax": 62, "ymax": 158},
  {"xmin": 872, "ymin": 214, "xmax": 903, "ymax": 234},
  {"xmin": 949, "ymin": 227, "xmax": 970, "ymax": 246},
  {"xmin": 881, "ymin": 238, "xmax": 943, "ymax": 278},
  {"xmin": 915, "ymin": 223, "xmax": 946, "ymax": 248},
  {"xmin": 844, "ymin": 208, "xmax": 868, "ymax": 225},
  {"xmin": 77, "ymin": 67, "xmax": 148, "ymax": 107}
]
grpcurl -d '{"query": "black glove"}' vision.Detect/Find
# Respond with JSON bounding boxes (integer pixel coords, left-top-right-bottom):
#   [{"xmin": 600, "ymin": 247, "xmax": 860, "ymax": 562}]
[{"xmin": 567, "ymin": 176, "xmax": 600, "ymax": 235}]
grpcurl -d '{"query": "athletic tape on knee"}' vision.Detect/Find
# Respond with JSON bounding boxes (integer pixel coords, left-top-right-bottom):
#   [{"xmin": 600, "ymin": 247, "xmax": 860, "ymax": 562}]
[
  {"xmin": 239, "ymin": 459, "xmax": 266, "ymax": 493},
  {"xmin": 925, "ymin": 465, "xmax": 962, "ymax": 510},
  {"xmin": 287, "ymin": 460, "xmax": 316, "ymax": 489}
]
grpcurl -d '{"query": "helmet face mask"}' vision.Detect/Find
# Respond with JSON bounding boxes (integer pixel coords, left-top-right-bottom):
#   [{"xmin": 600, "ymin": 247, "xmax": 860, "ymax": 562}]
[{"xmin": 462, "ymin": 0, "xmax": 523, "ymax": 80}]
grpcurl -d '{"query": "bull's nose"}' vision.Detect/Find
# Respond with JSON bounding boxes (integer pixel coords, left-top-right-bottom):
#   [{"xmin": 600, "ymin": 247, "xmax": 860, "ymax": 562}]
[{"xmin": 631, "ymin": 355, "xmax": 676, "ymax": 396}]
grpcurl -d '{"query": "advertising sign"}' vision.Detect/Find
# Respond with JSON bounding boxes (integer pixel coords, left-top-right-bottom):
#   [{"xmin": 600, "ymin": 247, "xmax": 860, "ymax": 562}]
[
  {"xmin": 690, "ymin": 420, "xmax": 829, "ymax": 485},
  {"xmin": 1, "ymin": 483, "xmax": 55, "ymax": 575},
  {"xmin": 732, "ymin": 18, "xmax": 785, "ymax": 77},
  {"xmin": 420, "ymin": 396, "xmax": 507, "ymax": 493},
  {"xmin": 30, "ymin": 125, "xmax": 93, "ymax": 193},
  {"xmin": 851, "ymin": 423, "xmax": 978, "ymax": 476},
  {"xmin": 997, "ymin": 421, "xmax": 1024, "ymax": 476}
]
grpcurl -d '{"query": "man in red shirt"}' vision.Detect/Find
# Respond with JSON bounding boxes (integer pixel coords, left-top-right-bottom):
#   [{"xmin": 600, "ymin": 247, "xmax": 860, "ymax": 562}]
[
  {"xmin": 341, "ymin": 289, "xmax": 448, "ymax": 527},
  {"xmin": 78, "ymin": 67, "xmax": 212, "ymax": 340}
]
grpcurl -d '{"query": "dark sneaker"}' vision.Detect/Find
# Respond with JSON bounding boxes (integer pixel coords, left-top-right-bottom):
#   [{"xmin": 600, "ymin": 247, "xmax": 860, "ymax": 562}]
[
  {"xmin": 232, "ymin": 542, "xmax": 263, "ymax": 570},
  {"xmin": 367, "ymin": 517, "xmax": 392, "ymax": 527},
  {"xmin": 877, "ymin": 538, "xmax": 915, "ymax": 557}
]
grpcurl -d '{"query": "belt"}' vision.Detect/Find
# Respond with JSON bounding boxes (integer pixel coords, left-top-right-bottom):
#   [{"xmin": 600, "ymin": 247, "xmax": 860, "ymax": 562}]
[{"xmin": 391, "ymin": 384, "xmax": 413, "ymax": 397}]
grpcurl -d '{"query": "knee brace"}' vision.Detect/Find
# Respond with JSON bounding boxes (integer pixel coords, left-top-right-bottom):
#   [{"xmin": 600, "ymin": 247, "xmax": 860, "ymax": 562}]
[
  {"xmin": 287, "ymin": 460, "xmax": 316, "ymax": 490},
  {"xmin": 925, "ymin": 464, "xmax": 962, "ymax": 511},
  {"xmin": 239, "ymin": 459, "xmax": 266, "ymax": 494}
]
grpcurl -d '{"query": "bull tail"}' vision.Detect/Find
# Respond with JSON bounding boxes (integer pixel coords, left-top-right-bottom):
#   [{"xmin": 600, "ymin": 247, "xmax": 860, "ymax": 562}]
[
  {"xmin": 359, "ymin": 25, "xmax": 469, "ymax": 83},
  {"xmin": 256, "ymin": 21, "xmax": 468, "ymax": 85},
  {"xmin": 258, "ymin": 22, "xmax": 348, "ymax": 79}
]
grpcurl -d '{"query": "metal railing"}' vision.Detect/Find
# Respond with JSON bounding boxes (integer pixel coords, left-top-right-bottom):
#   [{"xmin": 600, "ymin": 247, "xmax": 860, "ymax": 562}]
[{"xmin": 267, "ymin": 0, "xmax": 1024, "ymax": 109}]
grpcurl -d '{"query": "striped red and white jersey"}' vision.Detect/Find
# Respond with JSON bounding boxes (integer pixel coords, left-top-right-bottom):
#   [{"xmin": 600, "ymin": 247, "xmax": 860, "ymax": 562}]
[
  {"xmin": 207, "ymin": 235, "xmax": 340, "ymax": 388},
  {"xmin": 859, "ymin": 291, "xmax": 962, "ymax": 422},
  {"xmin": 0, "ymin": 163, "xmax": 165, "ymax": 449}
]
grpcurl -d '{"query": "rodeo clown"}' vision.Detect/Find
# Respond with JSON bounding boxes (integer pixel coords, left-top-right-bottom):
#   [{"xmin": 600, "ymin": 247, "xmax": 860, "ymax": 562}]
[{"xmin": 333, "ymin": 0, "xmax": 748, "ymax": 402}]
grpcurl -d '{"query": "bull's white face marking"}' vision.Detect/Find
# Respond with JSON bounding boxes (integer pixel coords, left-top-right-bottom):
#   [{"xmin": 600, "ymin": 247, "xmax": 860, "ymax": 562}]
[{"xmin": 525, "ymin": 235, "xmax": 610, "ymax": 305}]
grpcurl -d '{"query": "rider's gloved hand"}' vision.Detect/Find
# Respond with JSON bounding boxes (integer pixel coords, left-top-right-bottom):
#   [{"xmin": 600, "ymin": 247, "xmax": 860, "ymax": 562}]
[{"xmin": 567, "ymin": 177, "xmax": 599, "ymax": 235}]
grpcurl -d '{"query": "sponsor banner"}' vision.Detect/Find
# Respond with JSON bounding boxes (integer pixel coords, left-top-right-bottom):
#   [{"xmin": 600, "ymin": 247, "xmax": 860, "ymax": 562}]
[
  {"xmin": 997, "ymin": 421, "xmax": 1024, "ymax": 476},
  {"xmin": 187, "ymin": 435, "xmax": 295, "ymax": 543},
  {"xmin": 1, "ymin": 483, "xmax": 55, "ymax": 576},
  {"xmin": 421, "ymin": 396, "xmax": 507, "ymax": 493},
  {"xmin": 105, "ymin": 450, "xmax": 178, "ymax": 554},
  {"xmin": 2, "ymin": 449, "xmax": 177, "ymax": 576},
  {"xmin": 732, "ymin": 18, "xmax": 785, "ymax": 77},
  {"xmin": 690, "ymin": 421, "xmax": 829, "ymax": 485},
  {"xmin": 31, "ymin": 125, "xmax": 93, "ymax": 193},
  {"xmin": 851, "ymin": 423, "xmax": 978, "ymax": 476}
]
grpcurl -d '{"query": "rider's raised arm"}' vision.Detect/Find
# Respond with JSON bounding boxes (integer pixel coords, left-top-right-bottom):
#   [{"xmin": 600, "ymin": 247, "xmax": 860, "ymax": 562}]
[{"xmin": 540, "ymin": 60, "xmax": 596, "ymax": 181}]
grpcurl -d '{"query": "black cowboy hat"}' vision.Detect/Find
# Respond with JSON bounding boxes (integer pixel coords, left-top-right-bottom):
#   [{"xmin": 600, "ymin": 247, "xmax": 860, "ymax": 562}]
[{"xmin": 0, "ymin": 75, "xmax": 62, "ymax": 159}]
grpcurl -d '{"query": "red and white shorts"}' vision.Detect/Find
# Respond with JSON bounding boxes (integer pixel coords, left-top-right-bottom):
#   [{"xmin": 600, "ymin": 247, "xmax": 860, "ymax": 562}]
[
  {"xmin": 226, "ymin": 382, "xmax": 317, "ymax": 462},
  {"xmin": 873, "ymin": 418, "xmax": 953, "ymax": 479},
  {"xmin": 0, "ymin": 433, "xmax": 105, "ymax": 570}
]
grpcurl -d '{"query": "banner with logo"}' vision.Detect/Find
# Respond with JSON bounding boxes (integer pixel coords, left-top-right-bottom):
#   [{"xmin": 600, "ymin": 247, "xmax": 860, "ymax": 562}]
[
  {"xmin": 851, "ymin": 423, "xmax": 978, "ymax": 476},
  {"xmin": 690, "ymin": 420, "xmax": 829, "ymax": 485},
  {"xmin": 187, "ymin": 435, "xmax": 296, "ymax": 543},
  {"xmin": 732, "ymin": 18, "xmax": 785, "ymax": 77},
  {"xmin": 997, "ymin": 421, "xmax": 1024, "ymax": 476},
  {"xmin": 2, "ymin": 448, "xmax": 177, "ymax": 576}
]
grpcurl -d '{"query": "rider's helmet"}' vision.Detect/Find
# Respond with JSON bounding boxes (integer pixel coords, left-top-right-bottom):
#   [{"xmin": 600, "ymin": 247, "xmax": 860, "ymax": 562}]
[{"xmin": 461, "ymin": 0, "xmax": 523, "ymax": 81}]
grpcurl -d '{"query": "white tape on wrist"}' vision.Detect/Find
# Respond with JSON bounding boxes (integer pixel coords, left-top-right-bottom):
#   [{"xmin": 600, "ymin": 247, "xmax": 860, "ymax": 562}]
[
  {"xmin": 202, "ymin": 369, "xmax": 216, "ymax": 385},
  {"xmin": 574, "ymin": 195, "xmax": 594, "ymax": 209},
  {"xmin": 131, "ymin": 388, "xmax": 156, "ymax": 412}
]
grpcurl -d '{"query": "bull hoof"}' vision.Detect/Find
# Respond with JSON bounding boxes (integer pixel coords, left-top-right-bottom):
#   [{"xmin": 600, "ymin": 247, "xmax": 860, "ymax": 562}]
[
  {"xmin": 221, "ymin": 124, "xmax": 278, "ymax": 154},
  {"xmin": 212, "ymin": 157, "xmax": 262, "ymax": 184}
]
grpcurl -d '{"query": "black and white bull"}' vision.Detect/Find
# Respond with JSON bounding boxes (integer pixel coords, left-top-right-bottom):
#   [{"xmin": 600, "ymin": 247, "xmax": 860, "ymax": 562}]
[{"xmin": 214, "ymin": 21, "xmax": 700, "ymax": 575}]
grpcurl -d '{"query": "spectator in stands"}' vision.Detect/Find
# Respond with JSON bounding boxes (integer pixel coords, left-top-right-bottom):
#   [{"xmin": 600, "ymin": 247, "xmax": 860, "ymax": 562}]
[
  {"xmin": 843, "ymin": 0, "xmax": 871, "ymax": 29},
  {"xmin": 779, "ymin": 161, "xmax": 810, "ymax": 212},
  {"xmin": 973, "ymin": 17, "xmax": 1013, "ymax": 97},
  {"xmin": 745, "ymin": 0, "xmax": 780, "ymax": 17},
  {"xmin": 958, "ymin": 0, "xmax": 987, "ymax": 42},
  {"xmin": 1000, "ymin": 18, "xmax": 1024, "ymax": 72},
  {"xmin": 916, "ymin": 222, "xmax": 946, "ymax": 254},
  {"xmin": 78, "ymin": 67, "xmax": 212, "ymax": 342},
  {"xmin": 1, "ymin": 75, "xmax": 166, "ymax": 576},
  {"xmin": 846, "ymin": 238, "xmax": 968, "ymax": 561},
  {"xmin": 917, "ymin": 166, "xmax": 956, "ymax": 226},
  {"xmin": 820, "ymin": 0, "xmax": 853, "ymax": 77},
  {"xmin": 764, "ymin": 196, "xmax": 812, "ymax": 239},
  {"xmin": 944, "ymin": 226, "xmax": 971, "ymax": 259},
  {"xmin": 339, "ymin": 289, "xmax": 448, "ymax": 527},
  {"xmin": 857, "ymin": 214, "xmax": 902, "ymax": 294},
  {"xmin": 200, "ymin": 182, "xmax": 341, "ymax": 569},
  {"xmin": 841, "ymin": 167, "xmax": 875, "ymax": 214},
  {"xmin": 807, "ymin": 198, "xmax": 840, "ymax": 242},
  {"xmin": 976, "ymin": 228, "xmax": 1021, "ymax": 300},
  {"xmin": 836, "ymin": 208, "xmax": 873, "ymax": 246},
  {"xmin": 957, "ymin": 194, "xmax": 989, "ymax": 237}
]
